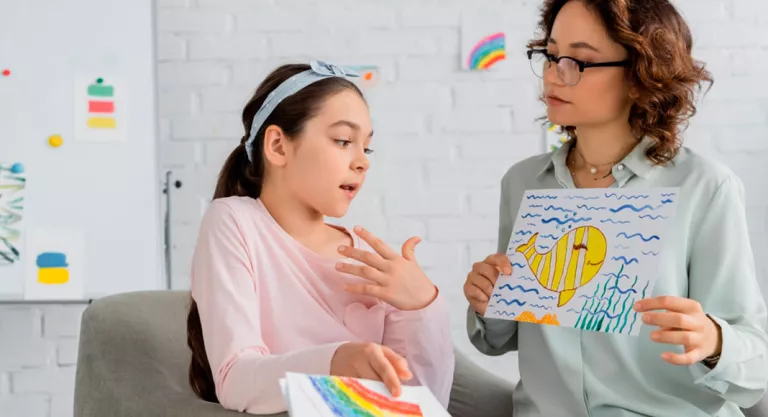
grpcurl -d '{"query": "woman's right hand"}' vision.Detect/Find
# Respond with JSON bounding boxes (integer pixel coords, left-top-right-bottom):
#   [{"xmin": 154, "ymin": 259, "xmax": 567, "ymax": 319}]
[
  {"xmin": 330, "ymin": 342, "xmax": 413, "ymax": 397},
  {"xmin": 464, "ymin": 253, "xmax": 513, "ymax": 316}
]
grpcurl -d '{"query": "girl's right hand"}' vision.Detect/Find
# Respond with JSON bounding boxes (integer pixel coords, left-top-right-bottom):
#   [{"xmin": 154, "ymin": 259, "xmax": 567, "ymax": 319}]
[
  {"xmin": 330, "ymin": 342, "xmax": 413, "ymax": 397},
  {"xmin": 464, "ymin": 253, "xmax": 513, "ymax": 316}
]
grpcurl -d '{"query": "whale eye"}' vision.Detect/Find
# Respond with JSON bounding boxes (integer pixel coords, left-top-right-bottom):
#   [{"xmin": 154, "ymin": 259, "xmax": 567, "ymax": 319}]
[{"xmin": 573, "ymin": 243, "xmax": 588, "ymax": 251}]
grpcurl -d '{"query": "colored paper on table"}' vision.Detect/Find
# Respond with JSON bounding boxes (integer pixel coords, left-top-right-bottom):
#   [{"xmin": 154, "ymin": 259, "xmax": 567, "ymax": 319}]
[
  {"xmin": 485, "ymin": 188, "xmax": 679, "ymax": 336},
  {"xmin": 24, "ymin": 228, "xmax": 85, "ymax": 300},
  {"xmin": 279, "ymin": 372, "xmax": 450, "ymax": 417},
  {"xmin": 73, "ymin": 76, "xmax": 127, "ymax": 142}
]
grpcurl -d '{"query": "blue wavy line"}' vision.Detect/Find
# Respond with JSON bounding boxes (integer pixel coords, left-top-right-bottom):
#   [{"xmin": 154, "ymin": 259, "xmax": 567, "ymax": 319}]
[
  {"xmin": 565, "ymin": 195, "xmax": 600, "ymax": 200},
  {"xmin": 583, "ymin": 308, "xmax": 622, "ymax": 319},
  {"xmin": 611, "ymin": 256, "xmax": 639, "ymax": 265},
  {"xmin": 511, "ymin": 239, "xmax": 524, "ymax": 244},
  {"xmin": 605, "ymin": 193, "xmax": 649, "ymax": 200},
  {"xmin": 522, "ymin": 213, "xmax": 542, "ymax": 218},
  {"xmin": 544, "ymin": 205, "xmax": 575, "ymax": 213},
  {"xmin": 601, "ymin": 219, "xmax": 630, "ymax": 224},
  {"xmin": 519, "ymin": 276, "xmax": 536, "ymax": 282},
  {"xmin": 529, "ymin": 204, "xmax": 543, "ymax": 208},
  {"xmin": 527, "ymin": 223, "xmax": 537, "ymax": 227},
  {"xmin": 516, "ymin": 230, "xmax": 533, "ymax": 236},
  {"xmin": 492, "ymin": 311, "xmax": 517, "ymax": 317},
  {"xmin": 529, "ymin": 303, "xmax": 553, "ymax": 310},
  {"xmin": 500, "ymin": 284, "xmax": 539, "ymax": 294},
  {"xmin": 601, "ymin": 272, "xmax": 630, "ymax": 280},
  {"xmin": 642, "ymin": 250, "xmax": 659, "ymax": 256},
  {"xmin": 579, "ymin": 294, "xmax": 611, "ymax": 303},
  {"xmin": 639, "ymin": 214, "xmax": 667, "ymax": 220},
  {"xmin": 498, "ymin": 298, "xmax": 526, "ymax": 306},
  {"xmin": 661, "ymin": 193, "xmax": 676, "ymax": 197},
  {"xmin": 541, "ymin": 216, "xmax": 592, "ymax": 225},
  {"xmin": 576, "ymin": 204, "xmax": 606, "ymax": 211},
  {"xmin": 609, "ymin": 204, "xmax": 654, "ymax": 213},
  {"xmin": 541, "ymin": 234, "xmax": 558, "ymax": 239},
  {"xmin": 607, "ymin": 285, "xmax": 638, "ymax": 295},
  {"xmin": 492, "ymin": 293, "xmax": 501, "ymax": 298},
  {"xmin": 538, "ymin": 295, "xmax": 557, "ymax": 300},
  {"xmin": 512, "ymin": 262, "xmax": 527, "ymax": 268},
  {"xmin": 613, "ymin": 244, "xmax": 630, "ymax": 250},
  {"xmin": 616, "ymin": 232, "xmax": 659, "ymax": 242},
  {"xmin": 538, "ymin": 245, "xmax": 550, "ymax": 250},
  {"xmin": 567, "ymin": 308, "xmax": 582, "ymax": 314},
  {"xmin": 527, "ymin": 195, "xmax": 557, "ymax": 200},
  {"xmin": 662, "ymin": 199, "xmax": 673, "ymax": 204}
]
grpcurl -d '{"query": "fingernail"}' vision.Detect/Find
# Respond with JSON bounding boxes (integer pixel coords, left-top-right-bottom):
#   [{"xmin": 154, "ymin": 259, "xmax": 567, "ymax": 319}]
[
  {"xmin": 336, "ymin": 262, "xmax": 343, "ymax": 270},
  {"xmin": 354, "ymin": 226, "xmax": 362, "ymax": 232},
  {"xmin": 338, "ymin": 245, "xmax": 347, "ymax": 251}
]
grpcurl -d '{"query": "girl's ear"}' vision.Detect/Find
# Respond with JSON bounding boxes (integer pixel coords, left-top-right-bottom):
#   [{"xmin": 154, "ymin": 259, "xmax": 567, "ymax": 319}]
[{"xmin": 263, "ymin": 125, "xmax": 288, "ymax": 167}]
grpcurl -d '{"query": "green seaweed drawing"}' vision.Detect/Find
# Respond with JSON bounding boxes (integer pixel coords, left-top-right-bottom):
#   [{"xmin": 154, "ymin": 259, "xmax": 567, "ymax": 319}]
[{"xmin": 574, "ymin": 264, "xmax": 642, "ymax": 334}]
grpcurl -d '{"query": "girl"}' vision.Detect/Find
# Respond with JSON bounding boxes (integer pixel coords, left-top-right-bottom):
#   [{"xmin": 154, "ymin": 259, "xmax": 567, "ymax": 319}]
[
  {"xmin": 464, "ymin": 1, "xmax": 768, "ymax": 416},
  {"xmin": 186, "ymin": 61, "xmax": 454, "ymax": 415}
]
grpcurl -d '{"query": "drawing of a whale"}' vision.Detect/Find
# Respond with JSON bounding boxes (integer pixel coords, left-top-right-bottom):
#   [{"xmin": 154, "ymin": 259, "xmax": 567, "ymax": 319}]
[{"xmin": 515, "ymin": 226, "xmax": 607, "ymax": 307}]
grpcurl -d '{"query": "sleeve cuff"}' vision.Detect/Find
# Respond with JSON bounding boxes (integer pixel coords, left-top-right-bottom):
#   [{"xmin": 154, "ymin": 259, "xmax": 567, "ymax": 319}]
[{"xmin": 690, "ymin": 315, "xmax": 738, "ymax": 393}]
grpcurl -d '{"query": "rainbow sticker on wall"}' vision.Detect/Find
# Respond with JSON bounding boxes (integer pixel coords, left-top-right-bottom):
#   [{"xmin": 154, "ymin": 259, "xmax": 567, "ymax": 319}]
[
  {"xmin": 74, "ymin": 75, "xmax": 127, "ymax": 142},
  {"xmin": 464, "ymin": 32, "xmax": 507, "ymax": 70}
]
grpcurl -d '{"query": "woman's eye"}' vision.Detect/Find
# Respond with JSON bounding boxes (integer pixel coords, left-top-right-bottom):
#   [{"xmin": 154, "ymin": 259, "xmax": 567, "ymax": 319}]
[
  {"xmin": 335, "ymin": 139, "xmax": 351, "ymax": 147},
  {"xmin": 364, "ymin": 148, "xmax": 374, "ymax": 155}
]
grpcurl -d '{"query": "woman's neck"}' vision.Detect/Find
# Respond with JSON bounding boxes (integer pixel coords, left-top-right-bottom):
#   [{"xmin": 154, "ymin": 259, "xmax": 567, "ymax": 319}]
[{"xmin": 572, "ymin": 123, "xmax": 638, "ymax": 166}]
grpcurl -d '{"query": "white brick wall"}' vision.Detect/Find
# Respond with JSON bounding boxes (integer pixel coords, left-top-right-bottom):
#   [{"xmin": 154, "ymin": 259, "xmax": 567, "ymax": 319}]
[{"xmin": 1, "ymin": 1, "xmax": 767, "ymax": 416}]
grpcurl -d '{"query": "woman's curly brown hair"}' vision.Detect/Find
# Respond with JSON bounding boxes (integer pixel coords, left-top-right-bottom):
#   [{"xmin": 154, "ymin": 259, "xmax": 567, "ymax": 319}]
[{"xmin": 529, "ymin": 0, "xmax": 714, "ymax": 165}]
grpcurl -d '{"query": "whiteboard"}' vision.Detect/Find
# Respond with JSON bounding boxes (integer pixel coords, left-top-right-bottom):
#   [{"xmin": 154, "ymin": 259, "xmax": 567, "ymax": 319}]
[{"xmin": 0, "ymin": 0, "xmax": 163, "ymax": 300}]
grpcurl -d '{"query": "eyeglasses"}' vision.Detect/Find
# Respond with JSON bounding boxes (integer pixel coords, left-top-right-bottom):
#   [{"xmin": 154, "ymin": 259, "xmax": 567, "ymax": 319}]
[{"xmin": 527, "ymin": 48, "xmax": 629, "ymax": 86}]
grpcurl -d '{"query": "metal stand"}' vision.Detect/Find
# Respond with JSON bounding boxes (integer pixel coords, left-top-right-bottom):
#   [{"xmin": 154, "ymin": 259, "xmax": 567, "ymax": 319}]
[{"xmin": 162, "ymin": 170, "xmax": 182, "ymax": 290}]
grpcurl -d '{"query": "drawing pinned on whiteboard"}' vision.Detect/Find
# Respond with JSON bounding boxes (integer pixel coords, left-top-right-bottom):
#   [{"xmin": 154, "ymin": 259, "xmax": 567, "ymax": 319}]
[
  {"xmin": 24, "ymin": 228, "xmax": 85, "ymax": 300},
  {"xmin": 0, "ymin": 162, "xmax": 26, "ymax": 266},
  {"xmin": 36, "ymin": 252, "xmax": 69, "ymax": 285},
  {"xmin": 74, "ymin": 75, "xmax": 127, "ymax": 142}
]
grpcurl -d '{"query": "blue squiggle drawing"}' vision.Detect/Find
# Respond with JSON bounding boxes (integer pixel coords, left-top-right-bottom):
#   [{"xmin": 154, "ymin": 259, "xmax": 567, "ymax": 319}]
[
  {"xmin": 493, "ymin": 311, "xmax": 517, "ymax": 317},
  {"xmin": 511, "ymin": 239, "xmax": 524, "ymax": 244},
  {"xmin": 492, "ymin": 293, "xmax": 501, "ymax": 298},
  {"xmin": 607, "ymin": 285, "xmax": 638, "ymax": 295},
  {"xmin": 611, "ymin": 256, "xmax": 639, "ymax": 265},
  {"xmin": 529, "ymin": 204, "xmax": 543, "ymax": 208},
  {"xmin": 529, "ymin": 303, "xmax": 553, "ymax": 310},
  {"xmin": 498, "ymin": 298, "xmax": 527, "ymax": 306},
  {"xmin": 661, "ymin": 193, "xmax": 676, "ymax": 197},
  {"xmin": 579, "ymin": 294, "xmax": 612, "ymax": 303},
  {"xmin": 601, "ymin": 272, "xmax": 630, "ymax": 280},
  {"xmin": 544, "ymin": 205, "xmax": 575, "ymax": 213},
  {"xmin": 542, "ymin": 216, "xmax": 592, "ymax": 225},
  {"xmin": 527, "ymin": 223, "xmax": 537, "ymax": 227},
  {"xmin": 541, "ymin": 234, "xmax": 558, "ymax": 239},
  {"xmin": 516, "ymin": 230, "xmax": 534, "ymax": 236},
  {"xmin": 519, "ymin": 276, "xmax": 536, "ymax": 282},
  {"xmin": 527, "ymin": 195, "xmax": 557, "ymax": 200},
  {"xmin": 539, "ymin": 295, "xmax": 557, "ymax": 300},
  {"xmin": 500, "ymin": 284, "xmax": 539, "ymax": 294},
  {"xmin": 616, "ymin": 232, "xmax": 660, "ymax": 242},
  {"xmin": 577, "ymin": 204, "xmax": 607, "ymax": 211},
  {"xmin": 565, "ymin": 195, "xmax": 600, "ymax": 200},
  {"xmin": 639, "ymin": 214, "xmax": 667, "ymax": 220},
  {"xmin": 522, "ymin": 213, "xmax": 542, "ymax": 218},
  {"xmin": 609, "ymin": 204, "xmax": 654, "ymax": 213},
  {"xmin": 642, "ymin": 250, "xmax": 659, "ymax": 256},
  {"xmin": 605, "ymin": 193, "xmax": 649, "ymax": 200},
  {"xmin": 661, "ymin": 199, "xmax": 673, "ymax": 204},
  {"xmin": 613, "ymin": 244, "xmax": 630, "ymax": 250},
  {"xmin": 582, "ymin": 308, "xmax": 622, "ymax": 319},
  {"xmin": 601, "ymin": 219, "xmax": 630, "ymax": 224},
  {"xmin": 538, "ymin": 245, "xmax": 550, "ymax": 250},
  {"xmin": 512, "ymin": 262, "xmax": 526, "ymax": 269},
  {"xmin": 567, "ymin": 308, "xmax": 582, "ymax": 314}
]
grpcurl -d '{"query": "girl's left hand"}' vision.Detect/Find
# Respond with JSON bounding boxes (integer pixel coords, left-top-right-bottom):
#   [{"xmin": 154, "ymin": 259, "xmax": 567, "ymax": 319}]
[
  {"xmin": 634, "ymin": 296, "xmax": 722, "ymax": 366},
  {"xmin": 336, "ymin": 226, "xmax": 438, "ymax": 311}
]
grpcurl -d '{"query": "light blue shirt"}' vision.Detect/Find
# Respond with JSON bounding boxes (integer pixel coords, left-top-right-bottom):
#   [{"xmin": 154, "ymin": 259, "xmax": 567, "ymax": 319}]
[{"xmin": 467, "ymin": 138, "xmax": 768, "ymax": 416}]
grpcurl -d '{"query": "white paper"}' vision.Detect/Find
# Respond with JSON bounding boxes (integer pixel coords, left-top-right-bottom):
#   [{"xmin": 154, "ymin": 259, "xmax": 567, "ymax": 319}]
[
  {"xmin": 485, "ymin": 188, "xmax": 679, "ymax": 336},
  {"xmin": 0, "ymin": 162, "xmax": 26, "ymax": 295},
  {"xmin": 73, "ymin": 76, "xmax": 128, "ymax": 142},
  {"xmin": 24, "ymin": 228, "xmax": 86, "ymax": 300},
  {"xmin": 280, "ymin": 372, "xmax": 450, "ymax": 417}
]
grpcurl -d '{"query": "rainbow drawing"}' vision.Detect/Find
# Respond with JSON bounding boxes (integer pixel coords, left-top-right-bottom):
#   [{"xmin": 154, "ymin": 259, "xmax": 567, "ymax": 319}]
[
  {"xmin": 86, "ymin": 78, "xmax": 116, "ymax": 129},
  {"xmin": 307, "ymin": 375, "xmax": 423, "ymax": 417},
  {"xmin": 466, "ymin": 32, "xmax": 507, "ymax": 70}
]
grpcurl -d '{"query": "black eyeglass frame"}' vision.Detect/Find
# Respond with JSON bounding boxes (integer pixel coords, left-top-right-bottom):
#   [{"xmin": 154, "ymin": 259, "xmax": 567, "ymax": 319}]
[{"xmin": 526, "ymin": 48, "xmax": 630, "ymax": 80}]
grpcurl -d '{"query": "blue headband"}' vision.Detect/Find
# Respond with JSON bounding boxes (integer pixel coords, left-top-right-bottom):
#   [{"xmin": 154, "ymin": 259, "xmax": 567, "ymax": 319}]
[{"xmin": 245, "ymin": 60, "xmax": 360, "ymax": 162}]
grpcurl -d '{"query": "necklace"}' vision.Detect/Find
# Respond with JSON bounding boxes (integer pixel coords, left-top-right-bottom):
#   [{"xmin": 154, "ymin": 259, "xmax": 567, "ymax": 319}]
[{"xmin": 573, "ymin": 145, "xmax": 617, "ymax": 175}]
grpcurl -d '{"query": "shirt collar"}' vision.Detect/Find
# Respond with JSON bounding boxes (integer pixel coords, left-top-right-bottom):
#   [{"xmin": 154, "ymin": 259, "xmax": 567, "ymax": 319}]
[{"xmin": 536, "ymin": 136, "xmax": 657, "ymax": 179}]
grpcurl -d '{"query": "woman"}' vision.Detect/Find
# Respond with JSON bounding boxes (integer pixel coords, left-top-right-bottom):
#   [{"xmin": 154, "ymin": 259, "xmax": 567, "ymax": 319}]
[{"xmin": 464, "ymin": 1, "xmax": 768, "ymax": 416}]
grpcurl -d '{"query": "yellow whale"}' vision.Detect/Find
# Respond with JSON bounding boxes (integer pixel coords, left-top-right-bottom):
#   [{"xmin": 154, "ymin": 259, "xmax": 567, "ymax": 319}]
[{"xmin": 516, "ymin": 226, "xmax": 607, "ymax": 307}]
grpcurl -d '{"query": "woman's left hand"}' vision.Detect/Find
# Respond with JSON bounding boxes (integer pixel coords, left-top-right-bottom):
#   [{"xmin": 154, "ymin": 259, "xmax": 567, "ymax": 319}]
[
  {"xmin": 634, "ymin": 296, "xmax": 722, "ymax": 366},
  {"xmin": 336, "ymin": 226, "xmax": 438, "ymax": 311}
]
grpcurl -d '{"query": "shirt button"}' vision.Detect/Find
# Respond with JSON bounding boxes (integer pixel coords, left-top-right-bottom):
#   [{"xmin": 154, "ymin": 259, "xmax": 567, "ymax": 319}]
[{"xmin": 617, "ymin": 164, "xmax": 625, "ymax": 171}]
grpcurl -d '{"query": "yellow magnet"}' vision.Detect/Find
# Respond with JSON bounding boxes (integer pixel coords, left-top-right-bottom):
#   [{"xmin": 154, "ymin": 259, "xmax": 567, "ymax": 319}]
[{"xmin": 48, "ymin": 134, "xmax": 63, "ymax": 148}]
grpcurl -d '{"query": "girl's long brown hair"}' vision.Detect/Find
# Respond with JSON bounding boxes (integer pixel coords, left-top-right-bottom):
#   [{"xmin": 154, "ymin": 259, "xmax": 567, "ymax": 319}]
[
  {"xmin": 530, "ymin": 0, "xmax": 714, "ymax": 165},
  {"xmin": 186, "ymin": 64, "xmax": 364, "ymax": 402}
]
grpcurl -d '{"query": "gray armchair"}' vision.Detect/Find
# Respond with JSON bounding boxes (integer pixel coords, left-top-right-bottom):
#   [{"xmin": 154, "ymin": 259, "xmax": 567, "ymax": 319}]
[
  {"xmin": 72, "ymin": 290, "xmax": 515, "ymax": 417},
  {"xmin": 72, "ymin": 290, "xmax": 767, "ymax": 417}
]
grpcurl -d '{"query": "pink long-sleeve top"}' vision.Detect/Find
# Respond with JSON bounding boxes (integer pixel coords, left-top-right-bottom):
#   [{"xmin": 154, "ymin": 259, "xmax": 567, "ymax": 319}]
[{"xmin": 190, "ymin": 196, "xmax": 455, "ymax": 415}]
